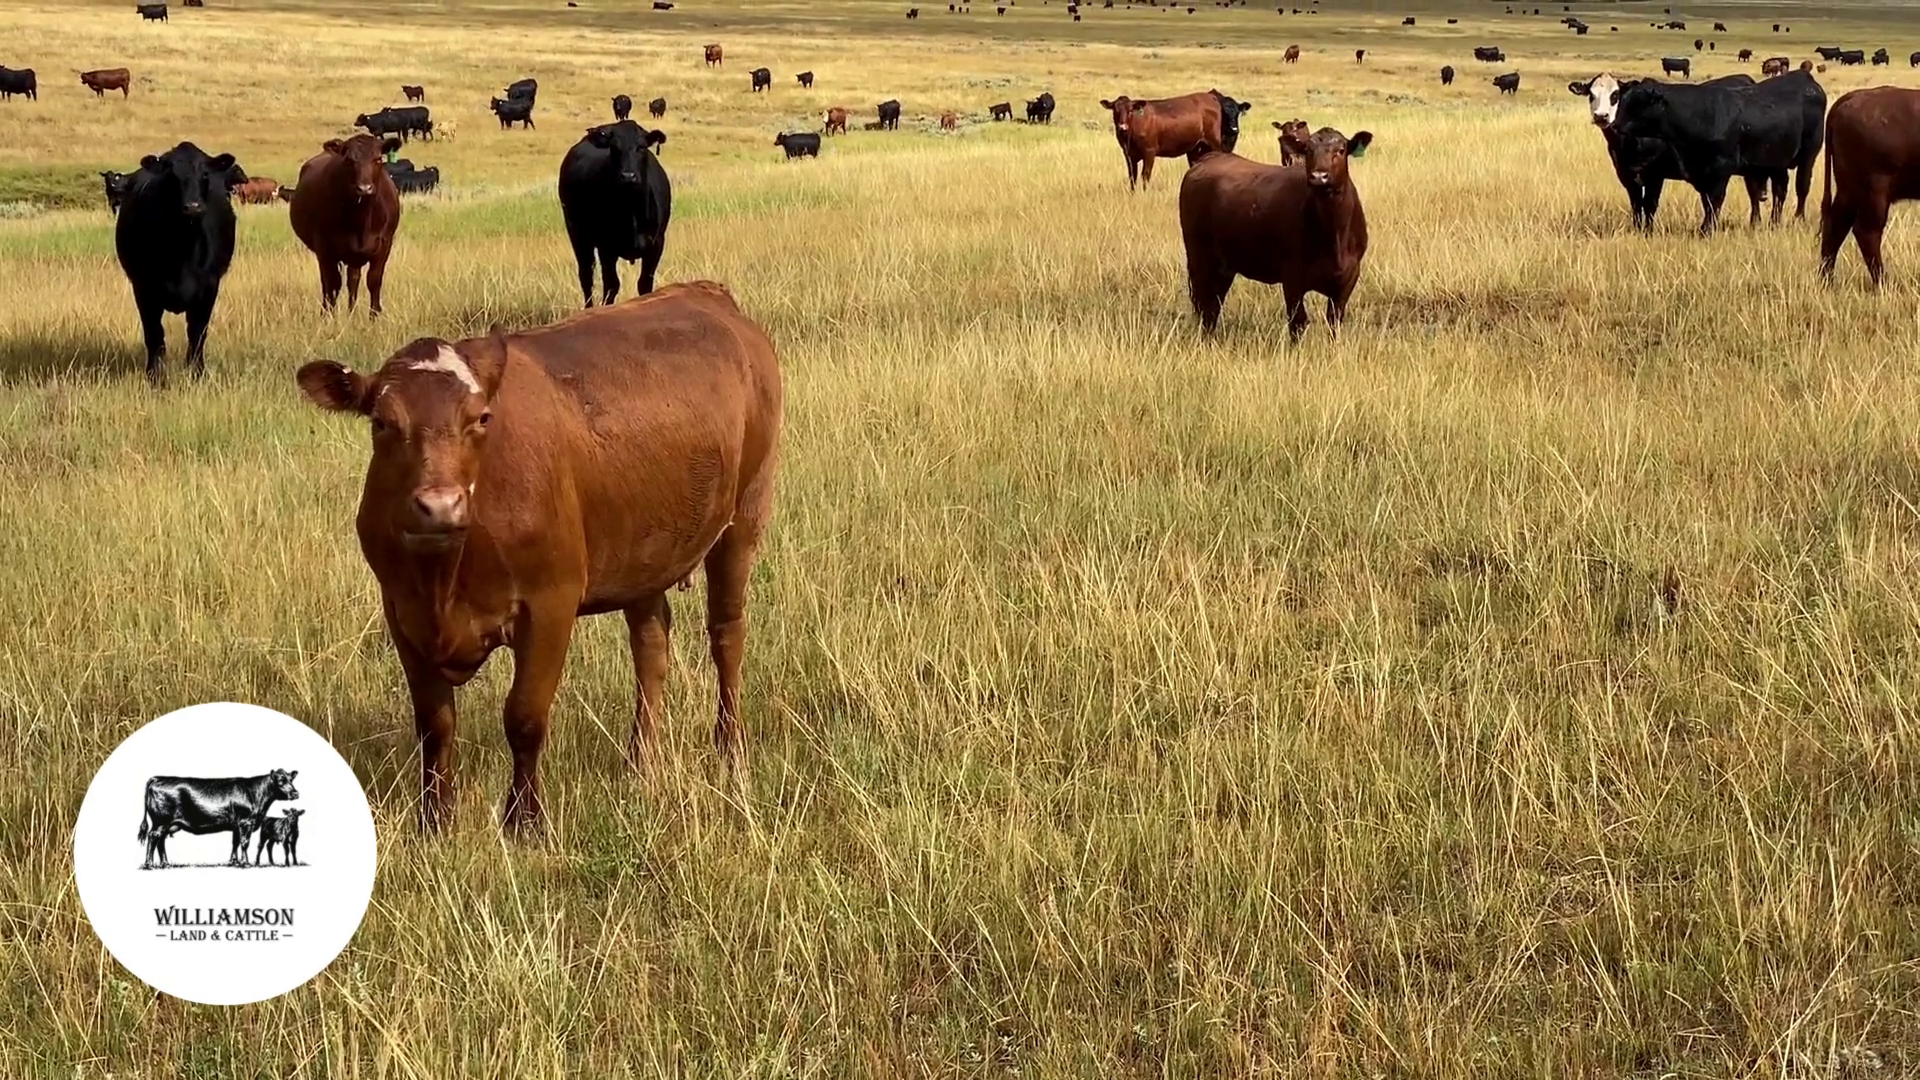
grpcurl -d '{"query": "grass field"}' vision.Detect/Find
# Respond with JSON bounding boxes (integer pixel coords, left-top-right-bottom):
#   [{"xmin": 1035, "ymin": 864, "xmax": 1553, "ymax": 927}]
[{"xmin": 4, "ymin": 0, "xmax": 1920, "ymax": 1075}]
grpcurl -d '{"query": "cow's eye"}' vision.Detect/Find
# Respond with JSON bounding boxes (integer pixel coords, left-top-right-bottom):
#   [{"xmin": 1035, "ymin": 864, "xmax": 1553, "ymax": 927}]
[
  {"xmin": 476, "ymin": 410, "xmax": 492, "ymax": 430},
  {"xmin": 370, "ymin": 417, "xmax": 388, "ymax": 435}
]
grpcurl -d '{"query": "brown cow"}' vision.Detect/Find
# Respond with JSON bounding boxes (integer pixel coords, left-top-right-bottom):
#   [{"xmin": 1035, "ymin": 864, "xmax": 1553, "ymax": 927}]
[
  {"xmin": 1099, "ymin": 91, "xmax": 1225, "ymax": 189},
  {"xmin": 402, "ymin": 84, "xmax": 426, "ymax": 102},
  {"xmin": 233, "ymin": 176, "xmax": 282, "ymax": 204},
  {"xmin": 704, "ymin": 43, "xmax": 723, "ymax": 67},
  {"xmin": 79, "ymin": 68, "xmax": 131, "ymax": 98},
  {"xmin": 1820, "ymin": 87, "xmax": 1920, "ymax": 288},
  {"xmin": 1761, "ymin": 56, "xmax": 1788, "ymax": 76},
  {"xmin": 824, "ymin": 106, "xmax": 848, "ymax": 134},
  {"xmin": 1283, "ymin": 44, "xmax": 1301, "ymax": 62},
  {"xmin": 939, "ymin": 110, "xmax": 957, "ymax": 130},
  {"xmin": 294, "ymin": 282, "xmax": 783, "ymax": 830},
  {"xmin": 1273, "ymin": 118, "xmax": 1310, "ymax": 165},
  {"xmin": 1178, "ymin": 128, "xmax": 1374, "ymax": 337},
  {"xmin": 289, "ymin": 135, "xmax": 403, "ymax": 315}
]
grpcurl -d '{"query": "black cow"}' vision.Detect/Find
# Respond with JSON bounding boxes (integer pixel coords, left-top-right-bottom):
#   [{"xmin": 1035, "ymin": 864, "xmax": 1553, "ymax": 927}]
[
  {"xmin": 504, "ymin": 77, "xmax": 537, "ymax": 101},
  {"xmin": 649, "ymin": 96, "xmax": 666, "ymax": 118},
  {"xmin": 387, "ymin": 162, "xmax": 440, "ymax": 193},
  {"xmin": 381, "ymin": 105, "xmax": 431, "ymax": 141},
  {"xmin": 1738, "ymin": 48, "xmax": 1753, "ymax": 61},
  {"xmin": 1872, "ymin": 48, "xmax": 1889, "ymax": 66},
  {"xmin": 1493, "ymin": 72, "xmax": 1521, "ymax": 94},
  {"xmin": 653, "ymin": 1, "xmax": 673, "ymax": 8},
  {"xmin": 101, "ymin": 170, "xmax": 129, "ymax": 213},
  {"xmin": 878, "ymin": 98, "xmax": 902, "ymax": 129},
  {"xmin": 797, "ymin": 70, "xmax": 814, "ymax": 88},
  {"xmin": 1693, "ymin": 38, "xmax": 1704, "ymax": 51},
  {"xmin": 255, "ymin": 808, "xmax": 305, "ymax": 867},
  {"xmin": 776, "ymin": 131, "xmax": 822, "ymax": 158},
  {"xmin": 1839, "ymin": 50, "xmax": 1865, "ymax": 66},
  {"xmin": 1662, "ymin": 56, "xmax": 1691, "ymax": 78},
  {"xmin": 1440, "ymin": 65, "xmax": 1455, "ymax": 85},
  {"xmin": 0, "ymin": 67, "xmax": 37, "ymax": 101},
  {"xmin": 491, "ymin": 96, "xmax": 535, "ymax": 128},
  {"xmin": 383, "ymin": 159, "xmax": 416, "ymax": 177},
  {"xmin": 115, "ymin": 143, "xmax": 241, "ymax": 384},
  {"xmin": 137, "ymin": 3, "xmax": 168, "ymax": 21},
  {"xmin": 613, "ymin": 93, "xmax": 632, "ymax": 119},
  {"xmin": 750, "ymin": 67, "xmax": 771, "ymax": 92},
  {"xmin": 1612, "ymin": 70, "xmax": 1826, "ymax": 234},
  {"xmin": 1402, "ymin": 15, "xmax": 1413, "ymax": 24},
  {"xmin": 1572, "ymin": 72, "xmax": 1756, "ymax": 231},
  {"xmin": 990, "ymin": 101, "xmax": 1013, "ymax": 120},
  {"xmin": 1713, "ymin": 20, "xmax": 1726, "ymax": 31},
  {"xmin": 1212, "ymin": 90, "xmax": 1252, "ymax": 152},
  {"xmin": 139, "ymin": 769, "xmax": 298, "ymax": 868},
  {"xmin": 559, "ymin": 120, "xmax": 671, "ymax": 306},
  {"xmin": 1026, "ymin": 91, "xmax": 1055, "ymax": 122},
  {"xmin": 1815, "ymin": 46, "xmax": 1843, "ymax": 61},
  {"xmin": 1911, "ymin": 51, "xmax": 1920, "ymax": 68}
]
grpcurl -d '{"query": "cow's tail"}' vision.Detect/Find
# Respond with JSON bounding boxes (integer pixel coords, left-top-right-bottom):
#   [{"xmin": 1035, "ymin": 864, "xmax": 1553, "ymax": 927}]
[{"xmin": 136, "ymin": 809, "xmax": 149, "ymax": 841}]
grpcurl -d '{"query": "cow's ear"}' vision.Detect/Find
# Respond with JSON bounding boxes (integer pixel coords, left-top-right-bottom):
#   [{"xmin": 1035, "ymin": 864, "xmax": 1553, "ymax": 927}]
[
  {"xmin": 297, "ymin": 360, "xmax": 373, "ymax": 414},
  {"xmin": 1347, "ymin": 131, "xmax": 1373, "ymax": 157},
  {"xmin": 462, "ymin": 332, "xmax": 511, "ymax": 399},
  {"xmin": 1099, "ymin": 98, "xmax": 1115, "ymax": 109},
  {"xmin": 140, "ymin": 155, "xmax": 161, "ymax": 172},
  {"xmin": 1271, "ymin": 120, "xmax": 1284, "ymax": 130},
  {"xmin": 1569, "ymin": 80, "xmax": 1591, "ymax": 95},
  {"xmin": 646, "ymin": 129, "xmax": 667, "ymax": 148},
  {"xmin": 322, "ymin": 139, "xmax": 344, "ymax": 155},
  {"xmin": 585, "ymin": 126, "xmax": 612, "ymax": 147},
  {"xmin": 210, "ymin": 153, "xmax": 236, "ymax": 173}
]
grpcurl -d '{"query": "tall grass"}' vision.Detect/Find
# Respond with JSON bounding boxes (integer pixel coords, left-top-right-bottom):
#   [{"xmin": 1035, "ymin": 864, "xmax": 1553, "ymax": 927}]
[{"xmin": 2, "ymin": 0, "xmax": 1920, "ymax": 1076}]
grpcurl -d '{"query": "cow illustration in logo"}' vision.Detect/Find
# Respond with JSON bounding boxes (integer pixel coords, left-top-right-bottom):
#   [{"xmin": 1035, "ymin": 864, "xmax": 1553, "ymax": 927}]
[
  {"xmin": 137, "ymin": 769, "xmax": 300, "ymax": 869},
  {"xmin": 254, "ymin": 808, "xmax": 306, "ymax": 867}
]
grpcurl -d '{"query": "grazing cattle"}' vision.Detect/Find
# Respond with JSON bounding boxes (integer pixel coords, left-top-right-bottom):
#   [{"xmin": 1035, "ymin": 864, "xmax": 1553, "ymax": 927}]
[
  {"xmin": 1493, "ymin": 73, "xmax": 1521, "ymax": 94},
  {"xmin": 1815, "ymin": 46, "xmax": 1843, "ymax": 61},
  {"xmin": 907, "ymin": 6, "xmax": 919, "ymax": 14},
  {"xmin": 1447, "ymin": 17, "xmax": 1456, "ymax": 23},
  {"xmin": 1872, "ymin": 48, "xmax": 1889, "ymax": 66},
  {"xmin": 1283, "ymin": 44, "xmax": 1300, "ymax": 63},
  {"xmin": 1761, "ymin": 56, "xmax": 1789, "ymax": 76},
  {"xmin": 101, "ymin": 170, "xmax": 129, "ymax": 213},
  {"xmin": 612, "ymin": 94, "xmax": 632, "ymax": 120},
  {"xmin": 825, "ymin": 105, "xmax": 849, "ymax": 133},
  {"xmin": 359, "ymin": 105, "xmax": 431, "ymax": 142},
  {"xmin": 989, "ymin": 101, "xmax": 1012, "ymax": 121},
  {"xmin": 797, "ymin": 71, "xmax": 814, "ymax": 89},
  {"xmin": 254, "ymin": 809, "xmax": 305, "ymax": 867},
  {"xmin": 491, "ymin": 97, "xmax": 535, "ymax": 128},
  {"xmin": 1662, "ymin": 56, "xmax": 1691, "ymax": 78},
  {"xmin": 136, "ymin": 3, "xmax": 168, "ymax": 21},
  {"xmin": 1473, "ymin": 46, "xmax": 1505, "ymax": 63},
  {"xmin": 233, "ymin": 176, "xmax": 281, "ymax": 204},
  {"xmin": 0, "ymin": 67, "xmax": 37, "ymax": 101},
  {"xmin": 654, "ymin": 1, "xmax": 673, "ymax": 8},
  {"xmin": 939, "ymin": 111, "xmax": 957, "ymax": 130},
  {"xmin": 1354, "ymin": 49, "xmax": 1365, "ymax": 63},
  {"xmin": 1027, "ymin": 92, "xmax": 1056, "ymax": 122},
  {"xmin": 559, "ymin": 120, "xmax": 672, "ymax": 305},
  {"xmin": 139, "ymin": 771, "xmax": 299, "ymax": 869},
  {"xmin": 750, "ymin": 67, "xmax": 771, "ymax": 92},
  {"xmin": 403, "ymin": 84, "xmax": 425, "ymax": 102},
  {"xmin": 1401, "ymin": 15, "xmax": 1413, "ymax": 24},
  {"xmin": 504, "ymin": 77, "xmax": 538, "ymax": 102},
  {"xmin": 390, "ymin": 164, "xmax": 440, "ymax": 194},
  {"xmin": 1102, "ymin": 92, "xmax": 1230, "ymax": 189},
  {"xmin": 1839, "ymin": 50, "xmax": 1865, "ymax": 66},
  {"xmin": 79, "ymin": 68, "xmax": 132, "ymax": 98},
  {"xmin": 116, "ymin": 143, "xmax": 240, "ymax": 383},
  {"xmin": 1440, "ymin": 65, "xmax": 1454, "ymax": 85},
  {"xmin": 878, "ymin": 99, "xmax": 902, "ymax": 129},
  {"xmin": 1178, "ymin": 129, "xmax": 1372, "ymax": 337},
  {"xmin": 1738, "ymin": 49, "xmax": 1752, "ymax": 61},
  {"xmin": 1571, "ymin": 72, "xmax": 1765, "ymax": 230},
  {"xmin": 649, "ymin": 96, "xmax": 666, "ymax": 118},
  {"xmin": 1212, "ymin": 91, "xmax": 1252, "ymax": 153},
  {"xmin": 1713, "ymin": 21, "xmax": 1726, "ymax": 31},
  {"xmin": 1820, "ymin": 87, "xmax": 1920, "ymax": 287},
  {"xmin": 1613, "ymin": 70, "xmax": 1826, "ymax": 233},
  {"xmin": 294, "ymin": 282, "xmax": 783, "ymax": 830},
  {"xmin": 291, "ymin": 135, "xmax": 403, "ymax": 316},
  {"xmin": 1273, "ymin": 118, "xmax": 1310, "ymax": 165},
  {"xmin": 777, "ymin": 131, "xmax": 822, "ymax": 158},
  {"xmin": 704, "ymin": 43, "xmax": 723, "ymax": 67}
]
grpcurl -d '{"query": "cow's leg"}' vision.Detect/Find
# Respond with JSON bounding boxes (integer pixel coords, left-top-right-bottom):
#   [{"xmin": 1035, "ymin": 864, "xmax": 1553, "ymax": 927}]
[
  {"xmin": 1140, "ymin": 152, "xmax": 1157, "ymax": 189},
  {"xmin": 571, "ymin": 236, "xmax": 597, "ymax": 307},
  {"xmin": 1186, "ymin": 253, "xmax": 1231, "ymax": 335},
  {"xmin": 638, "ymin": 236, "xmax": 665, "ymax": 296},
  {"xmin": 256, "ymin": 829, "xmax": 271, "ymax": 866},
  {"xmin": 1819, "ymin": 194, "xmax": 1857, "ymax": 280},
  {"xmin": 1328, "ymin": 272, "xmax": 1362, "ymax": 338},
  {"xmin": 1641, "ymin": 177, "xmax": 1665, "ymax": 231},
  {"xmin": 287, "ymin": 834, "xmax": 297, "ymax": 865},
  {"xmin": 704, "ymin": 501, "xmax": 770, "ymax": 792},
  {"xmin": 1794, "ymin": 157, "xmax": 1817, "ymax": 220},
  {"xmin": 624, "ymin": 593, "xmax": 672, "ymax": 772},
  {"xmin": 598, "ymin": 247, "xmax": 621, "ymax": 305},
  {"xmin": 185, "ymin": 288, "xmax": 217, "ymax": 380},
  {"xmin": 1125, "ymin": 153, "xmax": 1139, "ymax": 190},
  {"xmin": 1742, "ymin": 175, "xmax": 1766, "ymax": 227},
  {"xmin": 392, "ymin": 618, "xmax": 459, "ymax": 831},
  {"xmin": 1697, "ymin": 177, "xmax": 1730, "ymax": 235},
  {"xmin": 134, "ymin": 288, "xmax": 167, "ymax": 386},
  {"xmin": 366, "ymin": 254, "xmax": 387, "ymax": 318},
  {"xmin": 1855, "ymin": 195, "xmax": 1890, "ymax": 289},
  {"xmin": 345, "ymin": 264, "xmax": 363, "ymax": 313},
  {"xmin": 1283, "ymin": 283, "xmax": 1312, "ymax": 343},
  {"xmin": 501, "ymin": 602, "xmax": 576, "ymax": 832},
  {"xmin": 319, "ymin": 259, "xmax": 343, "ymax": 312}
]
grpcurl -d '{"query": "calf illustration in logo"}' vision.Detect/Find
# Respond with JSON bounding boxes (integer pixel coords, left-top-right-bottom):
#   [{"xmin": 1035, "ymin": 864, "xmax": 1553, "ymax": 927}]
[
  {"xmin": 137, "ymin": 769, "xmax": 300, "ymax": 869},
  {"xmin": 254, "ymin": 808, "xmax": 306, "ymax": 867}
]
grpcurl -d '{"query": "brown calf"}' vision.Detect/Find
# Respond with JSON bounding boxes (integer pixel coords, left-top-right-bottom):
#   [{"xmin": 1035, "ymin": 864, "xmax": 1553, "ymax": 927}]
[
  {"xmin": 233, "ymin": 176, "xmax": 282, "ymax": 204},
  {"xmin": 1283, "ymin": 44, "xmax": 1301, "ymax": 62},
  {"xmin": 295, "ymin": 282, "xmax": 783, "ymax": 830},
  {"xmin": 79, "ymin": 67, "xmax": 131, "ymax": 97},
  {"xmin": 1820, "ymin": 87, "xmax": 1920, "ymax": 288},
  {"xmin": 939, "ymin": 110, "xmax": 957, "ymax": 130},
  {"xmin": 1099, "ymin": 91, "xmax": 1226, "ymax": 189},
  {"xmin": 289, "ymin": 135, "xmax": 403, "ymax": 315},
  {"xmin": 1273, "ymin": 118, "xmax": 1310, "ymax": 165},
  {"xmin": 704, "ymin": 43, "xmax": 723, "ymax": 66},
  {"xmin": 402, "ymin": 84, "xmax": 426, "ymax": 102},
  {"xmin": 1178, "ymin": 129, "xmax": 1374, "ymax": 338},
  {"xmin": 824, "ymin": 106, "xmax": 848, "ymax": 134}
]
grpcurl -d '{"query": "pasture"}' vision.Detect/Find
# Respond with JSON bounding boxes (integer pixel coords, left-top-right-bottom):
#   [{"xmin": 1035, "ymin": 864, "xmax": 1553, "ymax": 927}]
[{"xmin": 3, "ymin": 0, "xmax": 1920, "ymax": 1075}]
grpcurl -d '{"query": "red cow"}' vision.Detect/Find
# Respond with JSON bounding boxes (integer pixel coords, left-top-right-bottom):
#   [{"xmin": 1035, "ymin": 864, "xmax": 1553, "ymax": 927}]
[
  {"xmin": 289, "ymin": 135, "xmax": 402, "ymax": 314},
  {"xmin": 1098, "ymin": 91, "xmax": 1225, "ymax": 189}
]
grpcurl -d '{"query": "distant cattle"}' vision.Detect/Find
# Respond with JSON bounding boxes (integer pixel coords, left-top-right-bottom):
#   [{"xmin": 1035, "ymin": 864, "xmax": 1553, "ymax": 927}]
[
  {"xmin": 1027, "ymin": 91, "xmax": 1055, "ymax": 123},
  {"xmin": 290, "ymin": 135, "xmax": 403, "ymax": 315},
  {"xmin": 139, "ymin": 771, "xmax": 299, "ymax": 868},
  {"xmin": 907, "ymin": 5, "xmax": 919, "ymax": 14},
  {"xmin": 704, "ymin": 43, "xmax": 723, "ymax": 66},
  {"xmin": 825, "ymin": 106, "xmax": 849, "ymax": 133},
  {"xmin": 1872, "ymin": 48, "xmax": 1889, "ymax": 66},
  {"xmin": 293, "ymin": 282, "xmax": 782, "ymax": 830},
  {"xmin": 1178, "ymin": 128, "xmax": 1373, "ymax": 338},
  {"xmin": 989, "ymin": 101, "xmax": 1012, "ymax": 121},
  {"xmin": 1401, "ymin": 15, "xmax": 1413, "ymax": 24},
  {"xmin": 183, "ymin": 0, "xmax": 201, "ymax": 6},
  {"xmin": 1693, "ymin": 38, "xmax": 1703, "ymax": 50},
  {"xmin": 1912, "ymin": 51, "xmax": 1920, "ymax": 67},
  {"xmin": 1272, "ymin": 118, "xmax": 1310, "ymax": 165},
  {"xmin": 1354, "ymin": 49, "xmax": 1365, "ymax": 62},
  {"xmin": 612, "ymin": 94, "xmax": 632, "ymax": 120},
  {"xmin": 1713, "ymin": 21, "xmax": 1726, "ymax": 31},
  {"xmin": 878, "ymin": 98, "xmax": 902, "ymax": 129},
  {"xmin": 80, "ymin": 68, "xmax": 132, "ymax": 97},
  {"xmin": 1738, "ymin": 49, "xmax": 1752, "ymax": 61},
  {"xmin": 938, "ymin": 111, "xmax": 957, "ymax": 130},
  {"xmin": 1440, "ymin": 64, "xmax": 1454, "ymax": 85},
  {"xmin": 115, "ymin": 142, "xmax": 242, "ymax": 383},
  {"xmin": 653, "ymin": 1, "xmax": 672, "ymax": 8},
  {"xmin": 1815, "ymin": 47, "xmax": 1844, "ymax": 61},
  {"xmin": 1100, "ymin": 91, "xmax": 1229, "ymax": 189},
  {"xmin": 490, "ymin": 97, "xmax": 535, "ymax": 128},
  {"xmin": 862, "ymin": 120, "xmax": 884, "ymax": 130},
  {"xmin": 233, "ymin": 176, "xmax": 281, "ymax": 204},
  {"xmin": 136, "ymin": 4, "xmax": 167, "ymax": 21},
  {"xmin": 504, "ymin": 77, "xmax": 537, "ymax": 102},
  {"xmin": 1662, "ymin": 56, "xmax": 1691, "ymax": 77},
  {"xmin": 750, "ymin": 67, "xmax": 771, "ymax": 92},
  {"xmin": 0, "ymin": 67, "xmax": 37, "ymax": 101},
  {"xmin": 1447, "ymin": 17, "xmax": 1456, "ymax": 23},
  {"xmin": 254, "ymin": 809, "xmax": 305, "ymax": 867},
  {"xmin": 1839, "ymin": 49, "xmax": 1866, "ymax": 66},
  {"xmin": 649, "ymin": 96, "xmax": 666, "ymax": 118},
  {"xmin": 1283, "ymin": 44, "xmax": 1300, "ymax": 62},
  {"xmin": 1493, "ymin": 72, "xmax": 1520, "ymax": 94},
  {"xmin": 1473, "ymin": 46, "xmax": 1505, "ymax": 62},
  {"xmin": 559, "ymin": 119, "xmax": 672, "ymax": 304},
  {"xmin": 101, "ymin": 170, "xmax": 129, "ymax": 213},
  {"xmin": 387, "ymin": 162, "xmax": 440, "ymax": 194},
  {"xmin": 360, "ymin": 105, "xmax": 431, "ymax": 142},
  {"xmin": 402, "ymin": 84, "xmax": 425, "ymax": 102},
  {"xmin": 797, "ymin": 71, "xmax": 814, "ymax": 88},
  {"xmin": 1762, "ymin": 56, "xmax": 1788, "ymax": 76},
  {"xmin": 1820, "ymin": 86, "xmax": 1920, "ymax": 287},
  {"xmin": 777, "ymin": 131, "xmax": 822, "ymax": 157}
]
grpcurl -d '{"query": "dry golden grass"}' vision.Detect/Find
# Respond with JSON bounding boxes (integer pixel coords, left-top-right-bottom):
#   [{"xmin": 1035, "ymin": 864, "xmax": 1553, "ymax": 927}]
[{"xmin": 3, "ymin": 0, "xmax": 1920, "ymax": 1076}]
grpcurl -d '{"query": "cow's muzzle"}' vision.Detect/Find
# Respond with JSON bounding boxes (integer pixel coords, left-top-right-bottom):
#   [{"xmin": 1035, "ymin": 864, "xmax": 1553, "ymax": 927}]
[
  {"xmin": 1308, "ymin": 171, "xmax": 1332, "ymax": 187},
  {"xmin": 409, "ymin": 485, "xmax": 470, "ymax": 535},
  {"xmin": 183, "ymin": 201, "xmax": 205, "ymax": 216},
  {"xmin": 618, "ymin": 170, "xmax": 640, "ymax": 185},
  {"xmin": 356, "ymin": 183, "xmax": 375, "ymax": 198}
]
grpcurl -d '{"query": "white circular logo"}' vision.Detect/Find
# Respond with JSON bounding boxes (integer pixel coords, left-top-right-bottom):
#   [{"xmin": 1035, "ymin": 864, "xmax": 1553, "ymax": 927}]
[{"xmin": 72, "ymin": 702, "xmax": 378, "ymax": 1006}]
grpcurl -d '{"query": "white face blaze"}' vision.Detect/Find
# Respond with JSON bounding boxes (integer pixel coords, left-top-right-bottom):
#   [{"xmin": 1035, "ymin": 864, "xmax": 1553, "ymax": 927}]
[
  {"xmin": 1585, "ymin": 73, "xmax": 1622, "ymax": 126},
  {"xmin": 408, "ymin": 344, "xmax": 481, "ymax": 396}
]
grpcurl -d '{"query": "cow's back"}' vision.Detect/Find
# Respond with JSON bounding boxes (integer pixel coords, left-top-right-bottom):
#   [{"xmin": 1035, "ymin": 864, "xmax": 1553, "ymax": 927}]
[
  {"xmin": 1828, "ymin": 87, "xmax": 1920, "ymax": 193},
  {"xmin": 1141, "ymin": 92, "xmax": 1224, "ymax": 157},
  {"xmin": 1180, "ymin": 152, "xmax": 1318, "ymax": 281}
]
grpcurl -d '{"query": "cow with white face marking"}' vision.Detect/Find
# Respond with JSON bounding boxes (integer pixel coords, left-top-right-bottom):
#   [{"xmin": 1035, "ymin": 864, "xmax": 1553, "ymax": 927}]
[{"xmin": 1570, "ymin": 71, "xmax": 1764, "ymax": 230}]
